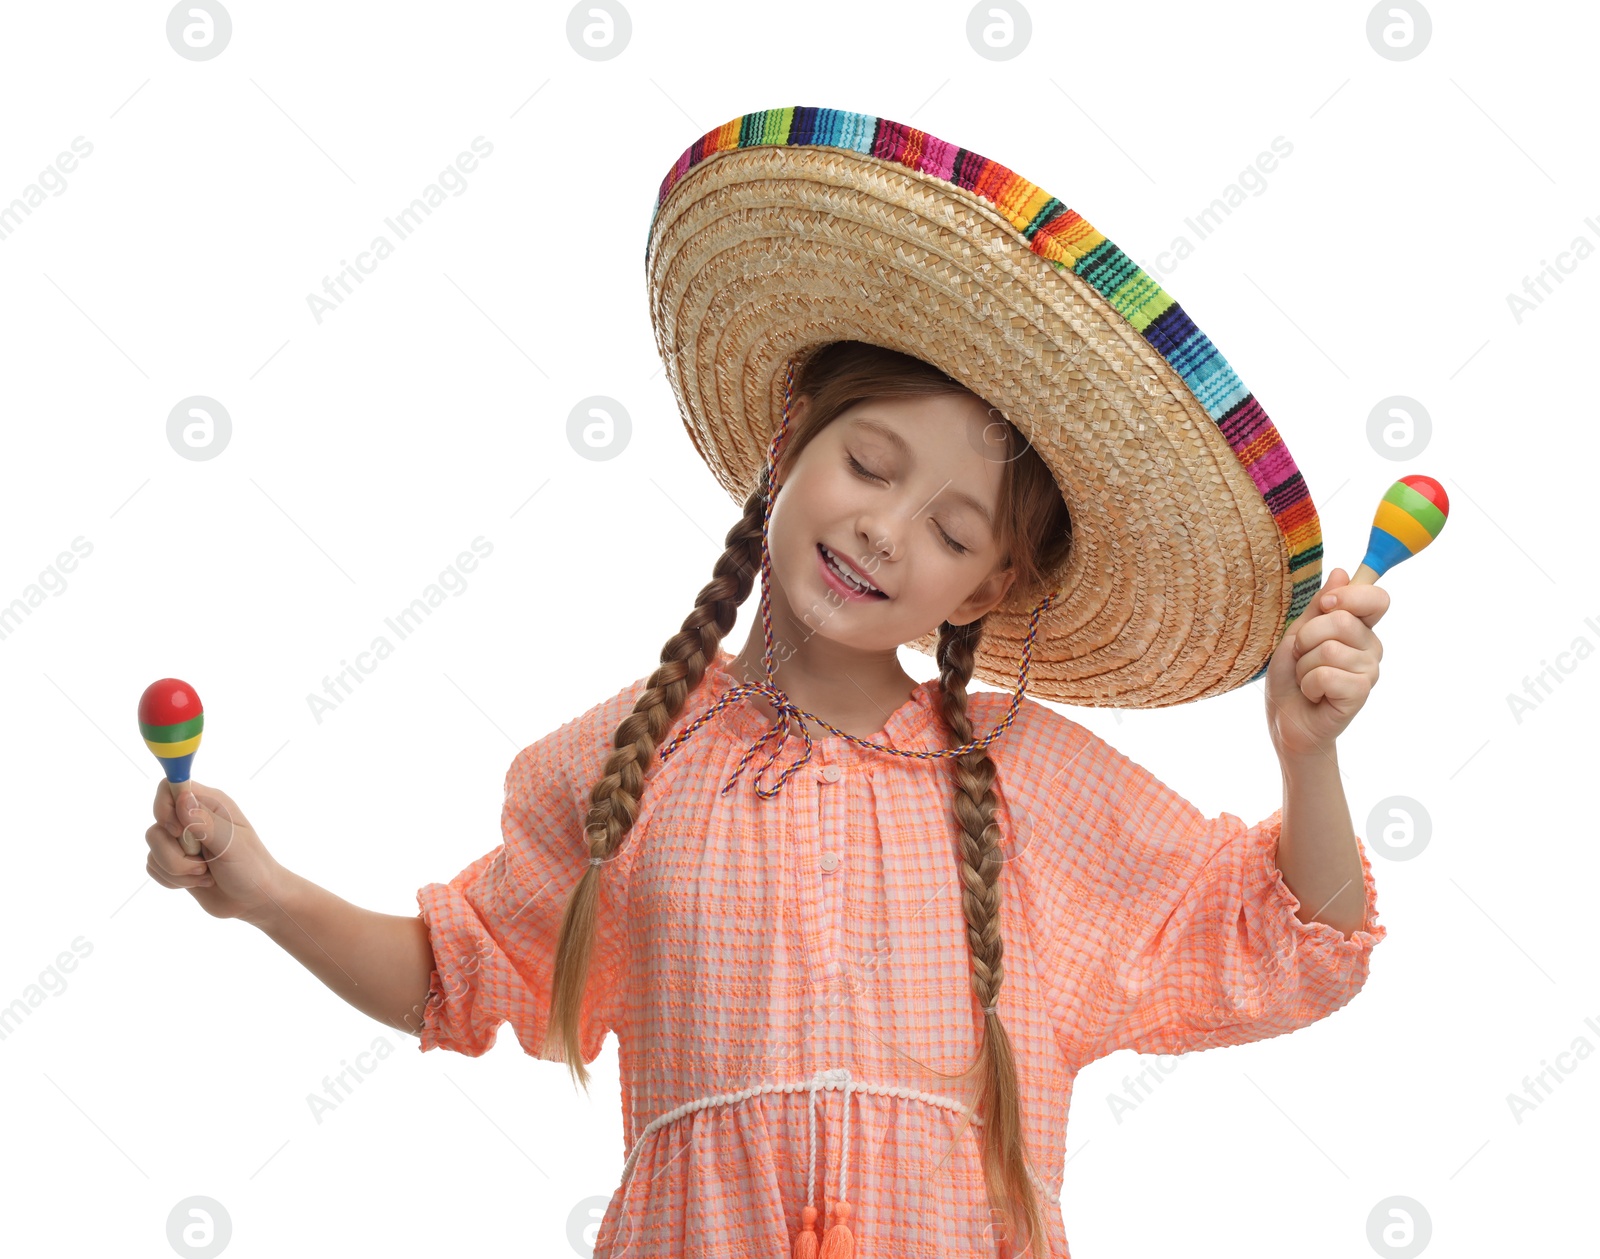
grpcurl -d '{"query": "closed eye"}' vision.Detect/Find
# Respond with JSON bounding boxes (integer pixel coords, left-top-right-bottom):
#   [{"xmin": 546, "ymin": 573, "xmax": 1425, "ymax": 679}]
[
  {"xmin": 847, "ymin": 453, "xmax": 883, "ymax": 484},
  {"xmin": 847, "ymin": 453, "xmax": 970, "ymax": 555}
]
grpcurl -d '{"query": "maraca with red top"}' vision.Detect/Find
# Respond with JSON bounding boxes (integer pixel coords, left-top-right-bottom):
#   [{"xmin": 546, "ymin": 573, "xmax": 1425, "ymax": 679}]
[
  {"xmin": 1350, "ymin": 475, "xmax": 1448, "ymax": 585},
  {"xmin": 139, "ymin": 678, "xmax": 205, "ymax": 855}
]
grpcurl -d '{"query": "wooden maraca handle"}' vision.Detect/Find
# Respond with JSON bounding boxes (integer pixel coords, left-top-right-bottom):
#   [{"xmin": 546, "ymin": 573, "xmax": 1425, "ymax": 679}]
[{"xmin": 167, "ymin": 778, "xmax": 204, "ymax": 857}]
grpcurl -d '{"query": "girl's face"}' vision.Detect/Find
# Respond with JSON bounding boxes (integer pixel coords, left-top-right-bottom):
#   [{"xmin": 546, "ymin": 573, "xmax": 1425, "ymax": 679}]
[{"xmin": 765, "ymin": 392, "xmax": 1019, "ymax": 654}]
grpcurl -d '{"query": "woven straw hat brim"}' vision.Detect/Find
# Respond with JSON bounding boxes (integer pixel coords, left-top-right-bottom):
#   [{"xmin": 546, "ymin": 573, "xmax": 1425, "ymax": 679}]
[{"xmin": 645, "ymin": 107, "xmax": 1322, "ymax": 708}]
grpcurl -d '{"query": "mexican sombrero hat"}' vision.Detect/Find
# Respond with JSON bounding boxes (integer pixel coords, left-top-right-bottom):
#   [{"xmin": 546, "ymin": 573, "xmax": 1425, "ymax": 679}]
[{"xmin": 644, "ymin": 105, "xmax": 1322, "ymax": 708}]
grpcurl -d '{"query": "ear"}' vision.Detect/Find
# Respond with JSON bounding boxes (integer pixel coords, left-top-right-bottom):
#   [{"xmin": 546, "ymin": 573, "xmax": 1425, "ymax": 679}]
[
  {"xmin": 769, "ymin": 393, "xmax": 811, "ymax": 489},
  {"xmin": 947, "ymin": 566, "xmax": 1017, "ymax": 627}
]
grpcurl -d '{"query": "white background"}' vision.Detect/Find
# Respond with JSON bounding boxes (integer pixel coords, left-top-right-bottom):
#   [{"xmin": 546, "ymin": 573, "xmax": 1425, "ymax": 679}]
[{"xmin": 0, "ymin": 1, "xmax": 1591, "ymax": 1255}]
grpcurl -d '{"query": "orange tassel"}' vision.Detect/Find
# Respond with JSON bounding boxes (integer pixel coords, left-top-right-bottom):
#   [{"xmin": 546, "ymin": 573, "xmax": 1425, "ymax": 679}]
[
  {"xmin": 819, "ymin": 1200, "xmax": 855, "ymax": 1259},
  {"xmin": 791, "ymin": 1204, "xmax": 820, "ymax": 1259}
]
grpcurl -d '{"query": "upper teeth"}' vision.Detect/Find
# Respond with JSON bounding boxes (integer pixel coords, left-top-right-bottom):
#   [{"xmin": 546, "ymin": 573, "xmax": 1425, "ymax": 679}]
[{"xmin": 822, "ymin": 544, "xmax": 880, "ymax": 593}]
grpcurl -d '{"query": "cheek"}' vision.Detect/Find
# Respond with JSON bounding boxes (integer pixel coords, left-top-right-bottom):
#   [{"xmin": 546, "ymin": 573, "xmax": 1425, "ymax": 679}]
[{"xmin": 774, "ymin": 470, "xmax": 849, "ymax": 537}]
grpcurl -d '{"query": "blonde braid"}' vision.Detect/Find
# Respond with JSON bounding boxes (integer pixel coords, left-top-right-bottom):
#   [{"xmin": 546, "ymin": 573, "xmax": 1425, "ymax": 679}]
[
  {"xmin": 938, "ymin": 616, "xmax": 1053, "ymax": 1259},
  {"xmin": 542, "ymin": 484, "xmax": 768, "ymax": 1089}
]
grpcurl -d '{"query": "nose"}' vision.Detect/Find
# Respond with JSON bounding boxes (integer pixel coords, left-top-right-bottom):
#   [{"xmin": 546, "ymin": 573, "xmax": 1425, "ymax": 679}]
[{"xmin": 856, "ymin": 513, "xmax": 900, "ymax": 565}]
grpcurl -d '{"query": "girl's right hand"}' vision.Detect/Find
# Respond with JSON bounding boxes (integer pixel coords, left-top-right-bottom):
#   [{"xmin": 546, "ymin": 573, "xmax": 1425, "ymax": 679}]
[{"xmin": 146, "ymin": 781, "xmax": 286, "ymax": 930}]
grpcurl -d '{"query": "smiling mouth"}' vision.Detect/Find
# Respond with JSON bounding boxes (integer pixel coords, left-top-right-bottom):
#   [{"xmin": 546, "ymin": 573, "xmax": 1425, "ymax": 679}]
[{"xmin": 817, "ymin": 542, "xmax": 889, "ymax": 599}]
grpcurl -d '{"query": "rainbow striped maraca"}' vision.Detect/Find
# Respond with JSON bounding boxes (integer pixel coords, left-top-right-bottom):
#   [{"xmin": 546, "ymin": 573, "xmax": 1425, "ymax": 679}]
[
  {"xmin": 1351, "ymin": 475, "xmax": 1448, "ymax": 585},
  {"xmin": 139, "ymin": 678, "xmax": 205, "ymax": 855}
]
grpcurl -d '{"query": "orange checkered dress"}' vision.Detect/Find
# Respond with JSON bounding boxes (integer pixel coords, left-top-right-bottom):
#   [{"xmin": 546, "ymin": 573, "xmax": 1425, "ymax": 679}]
[{"xmin": 416, "ymin": 647, "xmax": 1386, "ymax": 1257}]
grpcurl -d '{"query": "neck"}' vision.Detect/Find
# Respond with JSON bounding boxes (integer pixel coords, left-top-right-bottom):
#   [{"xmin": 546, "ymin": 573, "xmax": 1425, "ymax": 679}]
[{"xmin": 726, "ymin": 628, "xmax": 922, "ymax": 741}]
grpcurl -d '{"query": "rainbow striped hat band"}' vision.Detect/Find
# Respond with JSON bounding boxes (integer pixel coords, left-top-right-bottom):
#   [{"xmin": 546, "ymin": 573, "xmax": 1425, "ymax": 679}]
[{"xmin": 644, "ymin": 105, "xmax": 1322, "ymax": 709}]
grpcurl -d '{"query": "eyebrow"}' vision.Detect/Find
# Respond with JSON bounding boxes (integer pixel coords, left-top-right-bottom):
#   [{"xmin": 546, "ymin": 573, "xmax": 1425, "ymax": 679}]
[{"xmin": 851, "ymin": 417, "xmax": 996, "ymax": 533}]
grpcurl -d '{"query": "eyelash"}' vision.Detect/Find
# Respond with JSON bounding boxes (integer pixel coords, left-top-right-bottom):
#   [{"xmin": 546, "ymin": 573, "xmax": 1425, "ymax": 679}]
[{"xmin": 846, "ymin": 454, "xmax": 971, "ymax": 555}]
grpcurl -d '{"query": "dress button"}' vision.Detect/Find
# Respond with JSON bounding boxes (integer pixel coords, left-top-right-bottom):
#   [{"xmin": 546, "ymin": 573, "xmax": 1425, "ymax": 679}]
[
  {"xmin": 819, "ymin": 765, "xmax": 843, "ymax": 783},
  {"xmin": 819, "ymin": 851, "xmax": 840, "ymax": 872}
]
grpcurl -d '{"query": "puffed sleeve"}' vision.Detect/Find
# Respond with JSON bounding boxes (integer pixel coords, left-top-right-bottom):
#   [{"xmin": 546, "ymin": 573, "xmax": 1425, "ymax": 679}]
[
  {"xmin": 414, "ymin": 699, "xmax": 628, "ymax": 1062},
  {"xmin": 1069, "ymin": 730, "xmax": 1387, "ymax": 1061}
]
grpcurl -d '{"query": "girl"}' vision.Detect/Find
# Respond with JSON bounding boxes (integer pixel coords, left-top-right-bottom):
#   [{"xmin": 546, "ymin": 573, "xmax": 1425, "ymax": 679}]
[{"xmin": 143, "ymin": 108, "xmax": 1390, "ymax": 1258}]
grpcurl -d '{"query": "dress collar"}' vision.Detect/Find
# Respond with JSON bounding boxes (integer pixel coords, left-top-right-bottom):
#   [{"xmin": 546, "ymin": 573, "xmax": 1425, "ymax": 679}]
[{"xmin": 695, "ymin": 648, "xmax": 948, "ymax": 772}]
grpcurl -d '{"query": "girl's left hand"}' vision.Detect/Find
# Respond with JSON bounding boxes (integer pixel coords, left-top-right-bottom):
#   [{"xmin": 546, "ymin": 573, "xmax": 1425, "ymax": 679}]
[{"xmin": 1263, "ymin": 567, "xmax": 1390, "ymax": 760}]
